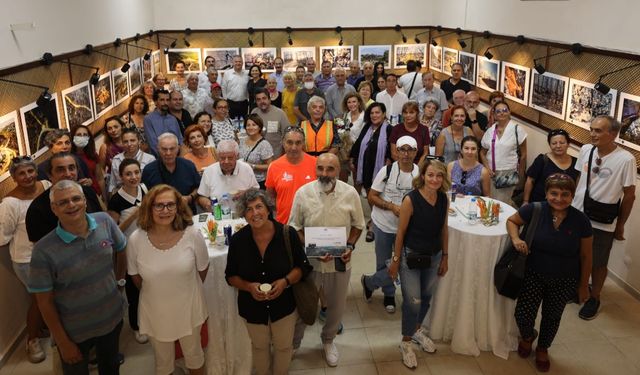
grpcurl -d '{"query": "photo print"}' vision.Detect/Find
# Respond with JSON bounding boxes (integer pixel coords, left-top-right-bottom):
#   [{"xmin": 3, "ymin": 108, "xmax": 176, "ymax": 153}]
[
  {"xmin": 112, "ymin": 68, "xmax": 130, "ymax": 106},
  {"xmin": 91, "ymin": 72, "xmax": 114, "ymax": 119},
  {"xmin": 319, "ymin": 46, "xmax": 354, "ymax": 68},
  {"xmin": 61, "ymin": 81, "xmax": 94, "ymax": 129},
  {"xmin": 429, "ymin": 45, "xmax": 442, "ymax": 72},
  {"xmin": 529, "ymin": 71, "xmax": 569, "ymax": 120},
  {"xmin": 360, "ymin": 45, "xmax": 392, "ymax": 69},
  {"xmin": 566, "ymin": 78, "xmax": 617, "ymax": 130},
  {"xmin": 616, "ymin": 92, "xmax": 640, "ymax": 151},
  {"xmin": 0, "ymin": 111, "xmax": 25, "ymax": 182},
  {"xmin": 203, "ymin": 48, "xmax": 240, "ymax": 70},
  {"xmin": 476, "ymin": 56, "xmax": 500, "ymax": 92},
  {"xmin": 241, "ymin": 47, "xmax": 277, "ymax": 72},
  {"xmin": 280, "ymin": 47, "xmax": 316, "ymax": 71},
  {"xmin": 19, "ymin": 92, "xmax": 62, "ymax": 158},
  {"xmin": 152, "ymin": 50, "xmax": 162, "ymax": 76},
  {"xmin": 442, "ymin": 47, "xmax": 459, "ymax": 76},
  {"xmin": 500, "ymin": 61, "xmax": 530, "ymax": 105},
  {"xmin": 128, "ymin": 58, "xmax": 143, "ymax": 94},
  {"xmin": 458, "ymin": 51, "xmax": 476, "ymax": 84},
  {"xmin": 165, "ymin": 48, "xmax": 203, "ymax": 73},
  {"xmin": 393, "ymin": 44, "xmax": 425, "ymax": 69}
]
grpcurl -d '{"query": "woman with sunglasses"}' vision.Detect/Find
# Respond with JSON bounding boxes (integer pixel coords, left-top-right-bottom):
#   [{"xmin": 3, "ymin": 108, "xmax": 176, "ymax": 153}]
[
  {"xmin": 435, "ymin": 105, "xmax": 472, "ymax": 164},
  {"xmin": 507, "ymin": 174, "xmax": 592, "ymax": 372},
  {"xmin": 0, "ymin": 157, "xmax": 51, "ymax": 363},
  {"xmin": 523, "ymin": 129, "xmax": 579, "ymax": 205},
  {"xmin": 127, "ymin": 184, "xmax": 209, "ymax": 375},
  {"xmin": 447, "ymin": 136, "xmax": 491, "ymax": 196}
]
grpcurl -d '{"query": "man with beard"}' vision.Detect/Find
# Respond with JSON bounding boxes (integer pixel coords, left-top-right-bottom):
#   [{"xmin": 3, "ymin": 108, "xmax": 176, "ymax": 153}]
[
  {"xmin": 269, "ymin": 57, "xmax": 286, "ymax": 91},
  {"xmin": 288, "ymin": 153, "xmax": 365, "ymax": 367},
  {"xmin": 168, "ymin": 89, "xmax": 193, "ymax": 133},
  {"xmin": 251, "ymin": 88, "xmax": 291, "ymax": 158},
  {"xmin": 144, "ymin": 89, "xmax": 184, "ymax": 156}
]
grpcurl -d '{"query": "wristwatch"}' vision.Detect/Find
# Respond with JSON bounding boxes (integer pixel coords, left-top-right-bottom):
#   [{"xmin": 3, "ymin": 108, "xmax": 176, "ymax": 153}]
[
  {"xmin": 392, "ymin": 255, "xmax": 400, "ymax": 263},
  {"xmin": 471, "ymin": 119, "xmax": 478, "ymax": 124},
  {"xmin": 346, "ymin": 243, "xmax": 355, "ymax": 251},
  {"xmin": 117, "ymin": 278, "xmax": 126, "ymax": 287}
]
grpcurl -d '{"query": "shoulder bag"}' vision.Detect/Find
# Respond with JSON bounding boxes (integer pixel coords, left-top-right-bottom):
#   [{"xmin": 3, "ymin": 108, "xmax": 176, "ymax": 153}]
[
  {"xmin": 283, "ymin": 224, "xmax": 319, "ymax": 325},
  {"xmin": 492, "ymin": 124, "xmax": 521, "ymax": 189},
  {"xmin": 583, "ymin": 146, "xmax": 621, "ymax": 224}
]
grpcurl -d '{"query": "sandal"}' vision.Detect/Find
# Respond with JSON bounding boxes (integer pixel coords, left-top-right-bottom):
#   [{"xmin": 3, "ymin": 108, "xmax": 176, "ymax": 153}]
[
  {"xmin": 365, "ymin": 230, "xmax": 375, "ymax": 242},
  {"xmin": 517, "ymin": 329, "xmax": 538, "ymax": 358},
  {"xmin": 535, "ymin": 347, "xmax": 550, "ymax": 372}
]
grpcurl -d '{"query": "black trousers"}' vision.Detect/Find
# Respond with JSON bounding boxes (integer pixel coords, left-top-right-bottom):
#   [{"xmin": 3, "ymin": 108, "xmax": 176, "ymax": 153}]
[
  {"xmin": 60, "ymin": 321, "xmax": 123, "ymax": 375},
  {"xmin": 125, "ymin": 274, "xmax": 140, "ymax": 331},
  {"xmin": 227, "ymin": 99, "xmax": 248, "ymax": 120}
]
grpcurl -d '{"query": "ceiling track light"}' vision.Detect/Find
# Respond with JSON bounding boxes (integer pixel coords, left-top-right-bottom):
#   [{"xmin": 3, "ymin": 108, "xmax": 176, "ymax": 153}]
[
  {"xmin": 41, "ymin": 53, "xmax": 101, "ymax": 84},
  {"xmin": 483, "ymin": 35, "xmax": 526, "ymax": 60},
  {"xmin": 84, "ymin": 44, "xmax": 130, "ymax": 72},
  {"xmin": 247, "ymin": 27, "xmax": 255, "ymax": 47},
  {"xmin": 431, "ymin": 27, "xmax": 463, "ymax": 47},
  {"xmin": 286, "ymin": 26, "xmax": 293, "ymax": 46},
  {"xmin": 0, "ymin": 77, "xmax": 51, "ymax": 107},
  {"xmin": 457, "ymin": 35, "xmax": 473, "ymax": 49},
  {"xmin": 533, "ymin": 43, "xmax": 583, "ymax": 75},
  {"xmin": 157, "ymin": 34, "xmax": 178, "ymax": 50},
  {"xmin": 125, "ymin": 42, "xmax": 153, "ymax": 61},
  {"xmin": 413, "ymin": 30, "xmax": 430, "ymax": 44},
  {"xmin": 336, "ymin": 26, "xmax": 344, "ymax": 46},
  {"xmin": 594, "ymin": 61, "xmax": 640, "ymax": 95},
  {"xmin": 394, "ymin": 25, "xmax": 407, "ymax": 44}
]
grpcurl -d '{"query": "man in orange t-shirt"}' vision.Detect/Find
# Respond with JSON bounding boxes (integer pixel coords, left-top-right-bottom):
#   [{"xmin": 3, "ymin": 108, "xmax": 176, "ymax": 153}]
[{"xmin": 266, "ymin": 127, "xmax": 316, "ymax": 223}]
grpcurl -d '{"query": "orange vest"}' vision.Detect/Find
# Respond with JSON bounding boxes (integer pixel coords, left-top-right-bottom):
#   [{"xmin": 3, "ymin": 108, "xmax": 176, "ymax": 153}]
[{"xmin": 301, "ymin": 120, "xmax": 334, "ymax": 154}]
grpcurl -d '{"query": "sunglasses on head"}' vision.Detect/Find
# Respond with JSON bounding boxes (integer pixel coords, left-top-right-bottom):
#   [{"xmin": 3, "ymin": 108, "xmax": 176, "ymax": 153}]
[
  {"xmin": 12, "ymin": 155, "xmax": 32, "ymax": 163},
  {"xmin": 425, "ymin": 155, "xmax": 445, "ymax": 162},
  {"xmin": 549, "ymin": 129, "xmax": 569, "ymax": 138},
  {"xmin": 461, "ymin": 170, "xmax": 468, "ymax": 185},
  {"xmin": 284, "ymin": 126, "xmax": 304, "ymax": 134}
]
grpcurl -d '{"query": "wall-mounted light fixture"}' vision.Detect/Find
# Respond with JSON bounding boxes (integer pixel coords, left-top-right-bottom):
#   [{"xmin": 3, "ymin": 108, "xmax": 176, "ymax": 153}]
[
  {"xmin": 84, "ymin": 44, "xmax": 130, "ymax": 72},
  {"xmin": 594, "ymin": 61, "xmax": 640, "ymax": 95},
  {"xmin": 286, "ymin": 27, "xmax": 293, "ymax": 46},
  {"xmin": 483, "ymin": 35, "xmax": 526, "ymax": 60},
  {"xmin": 533, "ymin": 43, "xmax": 583, "ymax": 75},
  {"xmin": 430, "ymin": 26, "xmax": 462, "ymax": 47},
  {"xmin": 42, "ymin": 52, "xmax": 100, "ymax": 84}
]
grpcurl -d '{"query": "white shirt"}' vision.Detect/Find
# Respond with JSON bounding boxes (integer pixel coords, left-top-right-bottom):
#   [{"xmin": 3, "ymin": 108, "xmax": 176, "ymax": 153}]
[
  {"xmin": 375, "ymin": 89, "xmax": 409, "ymax": 123},
  {"xmin": 398, "ymin": 72, "xmax": 423, "ymax": 100},
  {"xmin": 181, "ymin": 87, "xmax": 214, "ymax": 118},
  {"xmin": 415, "ymin": 86, "xmax": 448, "ymax": 120},
  {"xmin": 572, "ymin": 144, "xmax": 637, "ymax": 232},
  {"xmin": 109, "ymin": 150, "xmax": 156, "ymax": 193},
  {"xmin": 197, "ymin": 160, "xmax": 259, "ymax": 200},
  {"xmin": 481, "ymin": 121, "xmax": 527, "ymax": 171},
  {"xmin": 370, "ymin": 162, "xmax": 419, "ymax": 233},
  {"xmin": 221, "ymin": 69, "xmax": 249, "ymax": 101},
  {"xmin": 269, "ymin": 71, "xmax": 285, "ymax": 91},
  {"xmin": 348, "ymin": 111, "xmax": 365, "ymax": 143},
  {"xmin": 198, "ymin": 71, "xmax": 222, "ymax": 90}
]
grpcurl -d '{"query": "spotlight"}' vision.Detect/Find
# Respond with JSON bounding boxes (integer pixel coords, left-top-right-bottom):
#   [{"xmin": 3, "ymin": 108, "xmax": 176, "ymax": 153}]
[
  {"xmin": 414, "ymin": 37, "xmax": 421, "ymax": 44},
  {"xmin": 247, "ymin": 27, "xmax": 255, "ymax": 47},
  {"xmin": 431, "ymin": 39, "xmax": 438, "ymax": 47},
  {"xmin": 170, "ymin": 40, "xmax": 177, "ymax": 48},
  {"xmin": 402, "ymin": 34, "xmax": 407, "ymax": 43},
  {"xmin": 0, "ymin": 78, "xmax": 51, "ymax": 107},
  {"xmin": 483, "ymin": 31, "xmax": 492, "ymax": 39},
  {"xmin": 458, "ymin": 39, "xmax": 467, "ymax": 48},
  {"xmin": 286, "ymin": 26, "xmax": 293, "ymax": 46},
  {"xmin": 288, "ymin": 36, "xmax": 293, "ymax": 46},
  {"xmin": 532, "ymin": 43, "xmax": 583, "ymax": 76},
  {"xmin": 185, "ymin": 28, "xmax": 192, "ymax": 35},
  {"xmin": 134, "ymin": 33, "xmax": 141, "ymax": 42},
  {"xmin": 114, "ymin": 38, "xmax": 122, "ymax": 47},
  {"xmin": 164, "ymin": 47, "xmax": 169, "ymax": 54},
  {"xmin": 148, "ymin": 30, "xmax": 154, "ymax": 37},
  {"xmin": 42, "ymin": 52, "xmax": 54, "ymax": 65},
  {"xmin": 534, "ymin": 63, "xmax": 546, "ymax": 75},
  {"xmin": 121, "ymin": 63, "xmax": 130, "ymax": 73},
  {"xmin": 483, "ymin": 35, "xmax": 527, "ymax": 60},
  {"xmin": 339, "ymin": 37, "xmax": 344, "ymax": 46},
  {"xmin": 183, "ymin": 38, "xmax": 191, "ymax": 47},
  {"xmin": 37, "ymin": 89, "xmax": 51, "ymax": 107},
  {"xmin": 594, "ymin": 80, "xmax": 610, "ymax": 95},
  {"xmin": 248, "ymin": 38, "xmax": 254, "ymax": 47},
  {"xmin": 125, "ymin": 42, "xmax": 153, "ymax": 61},
  {"xmin": 144, "ymin": 52, "xmax": 151, "ymax": 60},
  {"xmin": 84, "ymin": 44, "xmax": 94, "ymax": 55},
  {"xmin": 484, "ymin": 50, "xmax": 494, "ymax": 60},
  {"xmin": 90, "ymin": 71, "xmax": 100, "ymax": 85}
]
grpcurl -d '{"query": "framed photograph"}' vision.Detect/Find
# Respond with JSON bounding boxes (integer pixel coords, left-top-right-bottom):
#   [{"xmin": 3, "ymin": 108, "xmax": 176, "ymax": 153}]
[
  {"xmin": 19, "ymin": 93, "xmax": 62, "ymax": 158},
  {"xmin": 393, "ymin": 44, "xmax": 426, "ymax": 69},
  {"xmin": 567, "ymin": 79, "xmax": 617, "ymax": 129},
  {"xmin": 91, "ymin": 72, "xmax": 114, "ymax": 120},
  {"xmin": 112, "ymin": 68, "xmax": 130, "ymax": 106},
  {"xmin": 476, "ymin": 56, "xmax": 500, "ymax": 92},
  {"xmin": 442, "ymin": 47, "xmax": 459, "ymax": 76},
  {"xmin": 458, "ymin": 51, "xmax": 476, "ymax": 84},
  {"xmin": 280, "ymin": 47, "xmax": 316, "ymax": 71},
  {"xmin": 142, "ymin": 56, "xmax": 153, "ymax": 81},
  {"xmin": 128, "ymin": 58, "xmax": 143, "ymax": 94},
  {"xmin": 151, "ymin": 50, "xmax": 162, "ymax": 76},
  {"xmin": 203, "ymin": 48, "xmax": 239, "ymax": 70},
  {"xmin": 241, "ymin": 47, "xmax": 277, "ymax": 72},
  {"xmin": 61, "ymin": 81, "xmax": 94, "ymax": 130},
  {"xmin": 0, "ymin": 111, "xmax": 25, "ymax": 182},
  {"xmin": 165, "ymin": 48, "xmax": 202, "ymax": 73},
  {"xmin": 500, "ymin": 62, "xmax": 531, "ymax": 105},
  {"xmin": 428, "ymin": 45, "xmax": 442, "ymax": 72},
  {"xmin": 616, "ymin": 92, "xmax": 640, "ymax": 151},
  {"xmin": 319, "ymin": 46, "xmax": 354, "ymax": 68},
  {"xmin": 360, "ymin": 45, "xmax": 392, "ymax": 69},
  {"xmin": 529, "ymin": 71, "xmax": 569, "ymax": 120}
]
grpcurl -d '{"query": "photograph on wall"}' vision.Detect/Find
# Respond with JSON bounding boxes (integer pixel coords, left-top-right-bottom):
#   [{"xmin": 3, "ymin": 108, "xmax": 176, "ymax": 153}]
[
  {"xmin": 393, "ymin": 44, "xmax": 425, "ymax": 69},
  {"xmin": 203, "ymin": 48, "xmax": 239, "ymax": 70},
  {"xmin": 165, "ymin": 48, "xmax": 202, "ymax": 74},
  {"xmin": 0, "ymin": 111, "xmax": 25, "ymax": 182},
  {"xmin": 359, "ymin": 45, "xmax": 392, "ymax": 69},
  {"xmin": 476, "ymin": 56, "xmax": 500, "ymax": 92},
  {"xmin": 616, "ymin": 92, "xmax": 640, "ymax": 151},
  {"xmin": 567, "ymin": 78, "xmax": 617, "ymax": 130},
  {"xmin": 152, "ymin": 50, "xmax": 162, "ymax": 76},
  {"xmin": 241, "ymin": 47, "xmax": 277, "ymax": 72},
  {"xmin": 91, "ymin": 72, "xmax": 114, "ymax": 120},
  {"xmin": 428, "ymin": 45, "xmax": 442, "ymax": 72},
  {"xmin": 319, "ymin": 46, "xmax": 354, "ymax": 68},
  {"xmin": 112, "ymin": 68, "xmax": 130, "ymax": 106},
  {"xmin": 62, "ymin": 81, "xmax": 94, "ymax": 129},
  {"xmin": 458, "ymin": 51, "xmax": 476, "ymax": 84},
  {"xmin": 142, "ymin": 56, "xmax": 153, "ymax": 81},
  {"xmin": 280, "ymin": 47, "xmax": 315, "ymax": 71},
  {"xmin": 19, "ymin": 93, "xmax": 62, "ymax": 158},
  {"xmin": 529, "ymin": 71, "xmax": 568, "ymax": 120},
  {"xmin": 442, "ymin": 47, "xmax": 459, "ymax": 76},
  {"xmin": 128, "ymin": 58, "xmax": 143, "ymax": 94},
  {"xmin": 500, "ymin": 61, "xmax": 530, "ymax": 105}
]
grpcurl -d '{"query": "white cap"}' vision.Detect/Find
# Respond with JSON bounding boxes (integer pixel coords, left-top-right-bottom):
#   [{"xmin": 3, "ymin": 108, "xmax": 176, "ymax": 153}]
[{"xmin": 396, "ymin": 135, "xmax": 417, "ymax": 149}]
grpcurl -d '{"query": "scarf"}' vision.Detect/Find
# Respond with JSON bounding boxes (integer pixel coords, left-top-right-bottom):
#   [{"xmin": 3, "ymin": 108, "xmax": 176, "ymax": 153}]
[{"xmin": 356, "ymin": 121, "xmax": 389, "ymax": 183}]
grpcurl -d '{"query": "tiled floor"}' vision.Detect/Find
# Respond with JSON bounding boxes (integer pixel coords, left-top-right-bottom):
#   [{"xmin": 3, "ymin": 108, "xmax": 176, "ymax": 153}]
[{"xmin": 3, "ymin": 213, "xmax": 640, "ymax": 374}]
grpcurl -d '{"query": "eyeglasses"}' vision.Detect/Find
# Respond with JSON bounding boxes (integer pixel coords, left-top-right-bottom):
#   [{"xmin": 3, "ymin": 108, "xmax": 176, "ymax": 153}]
[
  {"xmin": 547, "ymin": 173, "xmax": 573, "ymax": 181},
  {"xmin": 425, "ymin": 155, "xmax": 445, "ymax": 162},
  {"xmin": 494, "ymin": 108, "xmax": 510, "ymax": 114},
  {"xmin": 549, "ymin": 129, "xmax": 569, "ymax": 138},
  {"xmin": 285, "ymin": 126, "xmax": 304, "ymax": 134},
  {"xmin": 152, "ymin": 202, "xmax": 177, "ymax": 212},
  {"xmin": 592, "ymin": 157, "xmax": 602, "ymax": 174},
  {"xmin": 397, "ymin": 147, "xmax": 417, "ymax": 154},
  {"xmin": 461, "ymin": 170, "xmax": 468, "ymax": 185},
  {"xmin": 12, "ymin": 155, "xmax": 32, "ymax": 163},
  {"xmin": 52, "ymin": 195, "xmax": 85, "ymax": 207}
]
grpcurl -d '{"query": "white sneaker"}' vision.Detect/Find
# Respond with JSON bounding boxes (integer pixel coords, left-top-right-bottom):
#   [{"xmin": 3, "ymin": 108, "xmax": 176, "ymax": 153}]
[
  {"xmin": 134, "ymin": 331, "xmax": 148, "ymax": 344},
  {"xmin": 412, "ymin": 328, "xmax": 437, "ymax": 353},
  {"xmin": 399, "ymin": 341, "xmax": 417, "ymax": 369},
  {"xmin": 26, "ymin": 338, "xmax": 46, "ymax": 363},
  {"xmin": 323, "ymin": 342, "xmax": 339, "ymax": 367}
]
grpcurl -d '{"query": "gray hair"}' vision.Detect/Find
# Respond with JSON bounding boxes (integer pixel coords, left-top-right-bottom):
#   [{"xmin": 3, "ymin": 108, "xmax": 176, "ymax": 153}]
[
  {"xmin": 422, "ymin": 71, "xmax": 434, "ymax": 80},
  {"xmin": 49, "ymin": 179, "xmax": 83, "ymax": 201},
  {"xmin": 307, "ymin": 95, "xmax": 326, "ymax": 111},
  {"xmin": 187, "ymin": 73, "xmax": 198, "ymax": 80},
  {"xmin": 334, "ymin": 67, "xmax": 346, "ymax": 75},
  {"xmin": 235, "ymin": 188, "xmax": 275, "ymax": 217},
  {"xmin": 595, "ymin": 115, "xmax": 622, "ymax": 135},
  {"xmin": 157, "ymin": 132, "xmax": 179, "ymax": 145},
  {"xmin": 423, "ymin": 98, "xmax": 440, "ymax": 111},
  {"xmin": 217, "ymin": 139, "xmax": 239, "ymax": 155},
  {"xmin": 303, "ymin": 72, "xmax": 314, "ymax": 80},
  {"xmin": 207, "ymin": 66, "xmax": 217, "ymax": 74},
  {"xmin": 44, "ymin": 129, "xmax": 70, "ymax": 148},
  {"xmin": 9, "ymin": 157, "xmax": 36, "ymax": 176}
]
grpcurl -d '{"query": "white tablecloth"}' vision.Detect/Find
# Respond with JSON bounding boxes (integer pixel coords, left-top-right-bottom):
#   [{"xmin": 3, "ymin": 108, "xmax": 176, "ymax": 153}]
[
  {"xmin": 426, "ymin": 196, "xmax": 520, "ymax": 359},
  {"xmin": 194, "ymin": 215, "xmax": 252, "ymax": 375}
]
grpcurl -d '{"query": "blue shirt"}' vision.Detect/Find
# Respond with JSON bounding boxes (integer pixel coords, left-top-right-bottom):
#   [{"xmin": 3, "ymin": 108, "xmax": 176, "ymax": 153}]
[
  {"xmin": 143, "ymin": 110, "xmax": 184, "ymax": 156},
  {"xmin": 269, "ymin": 72, "xmax": 285, "ymax": 91},
  {"xmin": 142, "ymin": 157, "xmax": 201, "ymax": 198},
  {"xmin": 347, "ymin": 73, "xmax": 362, "ymax": 87},
  {"xmin": 315, "ymin": 74, "xmax": 336, "ymax": 93}
]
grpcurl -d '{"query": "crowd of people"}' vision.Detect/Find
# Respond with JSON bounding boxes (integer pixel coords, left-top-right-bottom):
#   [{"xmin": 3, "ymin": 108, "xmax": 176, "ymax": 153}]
[{"xmin": 0, "ymin": 54, "xmax": 636, "ymax": 375}]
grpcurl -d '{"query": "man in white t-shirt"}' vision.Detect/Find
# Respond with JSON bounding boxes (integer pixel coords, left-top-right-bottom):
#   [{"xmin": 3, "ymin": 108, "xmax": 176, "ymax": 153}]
[
  {"xmin": 571, "ymin": 115, "xmax": 636, "ymax": 320},
  {"xmin": 397, "ymin": 60, "xmax": 423, "ymax": 100},
  {"xmin": 375, "ymin": 74, "xmax": 409, "ymax": 125}
]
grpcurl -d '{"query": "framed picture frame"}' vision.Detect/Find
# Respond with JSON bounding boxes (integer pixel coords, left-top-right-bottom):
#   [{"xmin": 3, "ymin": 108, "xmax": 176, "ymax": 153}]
[
  {"xmin": 616, "ymin": 92, "xmax": 640, "ymax": 151},
  {"xmin": 442, "ymin": 47, "xmax": 459, "ymax": 76},
  {"xmin": 359, "ymin": 45, "xmax": 392, "ymax": 69},
  {"xmin": 142, "ymin": 55, "xmax": 153, "ymax": 82},
  {"xmin": 164, "ymin": 48, "xmax": 203, "ymax": 73},
  {"xmin": 500, "ymin": 61, "xmax": 531, "ymax": 106},
  {"xmin": 566, "ymin": 78, "xmax": 617, "ymax": 130},
  {"xmin": 529, "ymin": 71, "xmax": 569, "ymax": 120},
  {"xmin": 203, "ymin": 48, "xmax": 239, "ymax": 70},
  {"xmin": 128, "ymin": 57, "xmax": 143, "ymax": 94},
  {"xmin": 19, "ymin": 92, "xmax": 62, "ymax": 158},
  {"xmin": 280, "ymin": 47, "xmax": 316, "ymax": 71},
  {"xmin": 61, "ymin": 81, "xmax": 94, "ymax": 130},
  {"xmin": 319, "ymin": 46, "xmax": 354, "ymax": 68},
  {"xmin": 476, "ymin": 56, "xmax": 500, "ymax": 92},
  {"xmin": 0, "ymin": 111, "xmax": 25, "ymax": 182},
  {"xmin": 91, "ymin": 71, "xmax": 114, "ymax": 120},
  {"xmin": 393, "ymin": 44, "xmax": 425, "ymax": 69},
  {"xmin": 428, "ymin": 45, "xmax": 442, "ymax": 72},
  {"xmin": 111, "ymin": 68, "xmax": 130, "ymax": 106},
  {"xmin": 458, "ymin": 51, "xmax": 476, "ymax": 85},
  {"xmin": 241, "ymin": 47, "xmax": 277, "ymax": 72},
  {"xmin": 151, "ymin": 50, "xmax": 162, "ymax": 76}
]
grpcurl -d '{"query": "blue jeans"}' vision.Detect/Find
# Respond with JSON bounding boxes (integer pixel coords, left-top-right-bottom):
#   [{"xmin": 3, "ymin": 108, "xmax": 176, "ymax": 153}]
[
  {"xmin": 61, "ymin": 321, "xmax": 122, "ymax": 375},
  {"xmin": 365, "ymin": 223, "xmax": 396, "ymax": 297},
  {"xmin": 399, "ymin": 250, "xmax": 441, "ymax": 337}
]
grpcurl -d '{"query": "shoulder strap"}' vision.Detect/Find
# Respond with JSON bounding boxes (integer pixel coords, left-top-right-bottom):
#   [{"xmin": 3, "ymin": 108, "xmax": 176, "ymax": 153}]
[
  {"xmin": 283, "ymin": 224, "xmax": 294, "ymax": 268},
  {"xmin": 382, "ymin": 163, "xmax": 393, "ymax": 183},
  {"xmin": 585, "ymin": 146, "xmax": 596, "ymax": 200},
  {"xmin": 407, "ymin": 72, "xmax": 419, "ymax": 98},
  {"xmin": 246, "ymin": 138, "xmax": 265, "ymax": 160},
  {"xmin": 515, "ymin": 125, "xmax": 521, "ymax": 167},
  {"xmin": 524, "ymin": 202, "xmax": 542, "ymax": 248}
]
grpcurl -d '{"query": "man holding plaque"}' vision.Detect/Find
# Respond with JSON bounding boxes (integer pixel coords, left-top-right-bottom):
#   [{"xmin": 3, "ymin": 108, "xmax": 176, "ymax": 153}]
[{"xmin": 288, "ymin": 153, "xmax": 365, "ymax": 367}]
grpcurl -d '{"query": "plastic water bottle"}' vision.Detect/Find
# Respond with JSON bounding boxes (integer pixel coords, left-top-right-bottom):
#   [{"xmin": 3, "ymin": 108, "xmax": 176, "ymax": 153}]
[
  {"xmin": 450, "ymin": 183, "xmax": 457, "ymax": 202},
  {"xmin": 220, "ymin": 193, "xmax": 232, "ymax": 220},
  {"xmin": 385, "ymin": 259, "xmax": 401, "ymax": 286},
  {"xmin": 467, "ymin": 197, "xmax": 478, "ymax": 225}
]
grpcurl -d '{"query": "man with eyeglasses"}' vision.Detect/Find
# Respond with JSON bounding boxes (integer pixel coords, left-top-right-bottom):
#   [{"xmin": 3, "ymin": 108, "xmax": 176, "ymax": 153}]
[
  {"xmin": 571, "ymin": 115, "xmax": 636, "ymax": 320},
  {"xmin": 462, "ymin": 91, "xmax": 488, "ymax": 139},
  {"xmin": 28, "ymin": 180, "xmax": 127, "ymax": 375}
]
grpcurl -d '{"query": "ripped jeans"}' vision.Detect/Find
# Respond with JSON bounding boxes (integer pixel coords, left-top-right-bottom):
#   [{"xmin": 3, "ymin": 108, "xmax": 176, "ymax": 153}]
[{"xmin": 399, "ymin": 248, "xmax": 442, "ymax": 337}]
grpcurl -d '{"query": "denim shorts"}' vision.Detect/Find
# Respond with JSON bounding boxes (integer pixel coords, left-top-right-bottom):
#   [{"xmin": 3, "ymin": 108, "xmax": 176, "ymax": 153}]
[{"xmin": 12, "ymin": 262, "xmax": 30, "ymax": 288}]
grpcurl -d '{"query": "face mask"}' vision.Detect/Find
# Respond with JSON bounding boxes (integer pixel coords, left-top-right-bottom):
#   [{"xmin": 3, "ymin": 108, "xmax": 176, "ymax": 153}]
[
  {"xmin": 73, "ymin": 135, "xmax": 89, "ymax": 148},
  {"xmin": 303, "ymin": 82, "xmax": 314, "ymax": 90}
]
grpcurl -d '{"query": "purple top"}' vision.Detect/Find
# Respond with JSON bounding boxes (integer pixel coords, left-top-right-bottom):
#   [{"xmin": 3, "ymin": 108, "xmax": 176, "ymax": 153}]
[{"xmin": 451, "ymin": 160, "xmax": 483, "ymax": 196}]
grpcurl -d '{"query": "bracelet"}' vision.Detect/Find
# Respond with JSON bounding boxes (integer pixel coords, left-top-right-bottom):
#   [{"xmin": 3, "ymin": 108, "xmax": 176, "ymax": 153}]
[
  {"xmin": 284, "ymin": 276, "xmax": 291, "ymax": 286},
  {"xmin": 442, "ymin": 253, "xmax": 448, "ymax": 256}
]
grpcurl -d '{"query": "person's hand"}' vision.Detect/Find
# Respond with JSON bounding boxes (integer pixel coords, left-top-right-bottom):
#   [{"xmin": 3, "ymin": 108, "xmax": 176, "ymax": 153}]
[
  {"xmin": 318, "ymin": 253, "xmax": 333, "ymax": 262},
  {"xmin": 614, "ymin": 224, "xmax": 625, "ymax": 241},
  {"xmin": 78, "ymin": 178, "xmax": 93, "ymax": 187},
  {"xmin": 248, "ymin": 282, "xmax": 267, "ymax": 301},
  {"xmin": 438, "ymin": 256, "xmax": 448, "ymax": 277},
  {"xmin": 512, "ymin": 239, "xmax": 528, "ymax": 254},
  {"xmin": 390, "ymin": 203, "xmax": 401, "ymax": 217},
  {"xmin": 58, "ymin": 339, "xmax": 83, "ymax": 364},
  {"xmin": 388, "ymin": 259, "xmax": 400, "ymax": 281},
  {"xmin": 341, "ymin": 248, "xmax": 352, "ymax": 263},
  {"xmin": 578, "ymin": 284, "xmax": 590, "ymax": 304},
  {"xmin": 267, "ymin": 278, "xmax": 288, "ymax": 300}
]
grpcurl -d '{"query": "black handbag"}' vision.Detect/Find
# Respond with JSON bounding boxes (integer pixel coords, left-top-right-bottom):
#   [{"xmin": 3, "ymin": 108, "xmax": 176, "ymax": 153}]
[
  {"xmin": 406, "ymin": 252, "xmax": 432, "ymax": 269},
  {"xmin": 494, "ymin": 202, "xmax": 541, "ymax": 299},
  {"xmin": 283, "ymin": 225, "xmax": 319, "ymax": 326},
  {"xmin": 583, "ymin": 146, "xmax": 620, "ymax": 224}
]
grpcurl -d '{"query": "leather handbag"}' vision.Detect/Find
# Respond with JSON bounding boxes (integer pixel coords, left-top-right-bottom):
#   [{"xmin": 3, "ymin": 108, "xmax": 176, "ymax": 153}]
[
  {"xmin": 494, "ymin": 202, "xmax": 541, "ymax": 299},
  {"xmin": 283, "ymin": 225, "xmax": 319, "ymax": 326},
  {"xmin": 491, "ymin": 124, "xmax": 521, "ymax": 189},
  {"xmin": 583, "ymin": 146, "xmax": 620, "ymax": 224},
  {"xmin": 406, "ymin": 252, "xmax": 432, "ymax": 269}
]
